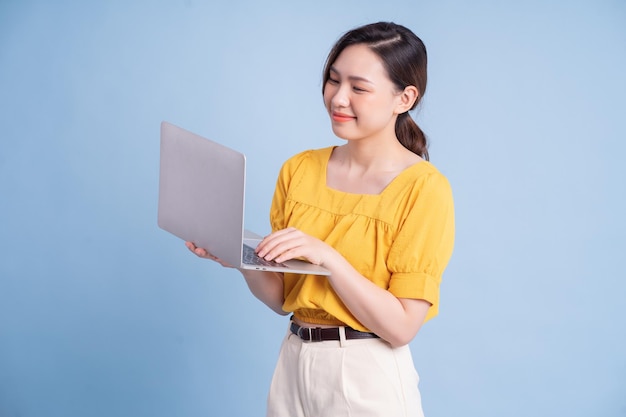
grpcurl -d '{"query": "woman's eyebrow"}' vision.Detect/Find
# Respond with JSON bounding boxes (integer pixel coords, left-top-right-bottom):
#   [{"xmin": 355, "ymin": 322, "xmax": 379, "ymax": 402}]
[{"xmin": 329, "ymin": 66, "xmax": 374, "ymax": 84}]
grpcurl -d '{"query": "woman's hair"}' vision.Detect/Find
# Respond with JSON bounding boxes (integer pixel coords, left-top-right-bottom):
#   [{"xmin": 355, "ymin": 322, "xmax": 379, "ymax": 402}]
[{"xmin": 322, "ymin": 22, "xmax": 429, "ymax": 160}]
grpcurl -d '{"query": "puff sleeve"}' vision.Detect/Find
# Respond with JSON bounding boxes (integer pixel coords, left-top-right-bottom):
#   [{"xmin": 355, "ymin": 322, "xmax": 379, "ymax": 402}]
[{"xmin": 386, "ymin": 172, "xmax": 455, "ymax": 322}]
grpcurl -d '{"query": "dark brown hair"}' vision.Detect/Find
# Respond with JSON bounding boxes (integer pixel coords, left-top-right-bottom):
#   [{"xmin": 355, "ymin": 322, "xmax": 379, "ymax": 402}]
[{"xmin": 322, "ymin": 22, "xmax": 429, "ymax": 160}]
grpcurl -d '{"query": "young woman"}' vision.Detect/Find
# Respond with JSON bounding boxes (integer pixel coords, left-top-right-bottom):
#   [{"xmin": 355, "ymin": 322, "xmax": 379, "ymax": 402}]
[{"xmin": 187, "ymin": 21, "xmax": 455, "ymax": 417}]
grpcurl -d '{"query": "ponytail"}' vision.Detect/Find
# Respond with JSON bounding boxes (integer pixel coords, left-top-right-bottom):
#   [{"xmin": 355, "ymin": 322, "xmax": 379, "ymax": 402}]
[{"xmin": 396, "ymin": 112, "xmax": 429, "ymax": 160}]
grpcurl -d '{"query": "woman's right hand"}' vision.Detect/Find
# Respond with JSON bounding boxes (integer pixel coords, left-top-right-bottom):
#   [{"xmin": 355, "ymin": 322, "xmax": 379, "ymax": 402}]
[{"xmin": 185, "ymin": 242, "xmax": 234, "ymax": 268}]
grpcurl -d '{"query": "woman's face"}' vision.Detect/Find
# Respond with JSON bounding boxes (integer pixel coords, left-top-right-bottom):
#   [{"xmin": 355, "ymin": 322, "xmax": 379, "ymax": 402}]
[{"xmin": 323, "ymin": 43, "xmax": 404, "ymax": 143}]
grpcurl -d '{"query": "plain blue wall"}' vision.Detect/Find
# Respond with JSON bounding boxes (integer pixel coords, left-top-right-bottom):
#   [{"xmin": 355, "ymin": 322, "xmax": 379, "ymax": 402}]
[{"xmin": 1, "ymin": 1, "xmax": 624, "ymax": 416}]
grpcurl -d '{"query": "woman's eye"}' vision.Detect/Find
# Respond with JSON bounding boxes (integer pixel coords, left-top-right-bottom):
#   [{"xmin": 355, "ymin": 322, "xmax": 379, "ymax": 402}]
[
  {"xmin": 353, "ymin": 86, "xmax": 367, "ymax": 92},
  {"xmin": 327, "ymin": 78, "xmax": 339, "ymax": 84}
]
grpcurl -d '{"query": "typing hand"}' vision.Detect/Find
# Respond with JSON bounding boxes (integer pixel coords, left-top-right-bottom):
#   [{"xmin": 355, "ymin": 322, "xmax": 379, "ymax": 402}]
[{"xmin": 255, "ymin": 227, "xmax": 336, "ymax": 266}]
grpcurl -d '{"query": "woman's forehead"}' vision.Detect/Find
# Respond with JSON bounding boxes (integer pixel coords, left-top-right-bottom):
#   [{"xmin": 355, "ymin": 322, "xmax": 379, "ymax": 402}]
[{"xmin": 331, "ymin": 44, "xmax": 388, "ymax": 80}]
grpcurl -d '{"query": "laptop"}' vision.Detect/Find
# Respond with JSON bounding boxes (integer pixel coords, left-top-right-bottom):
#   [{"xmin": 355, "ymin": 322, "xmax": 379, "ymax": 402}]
[{"xmin": 157, "ymin": 121, "xmax": 331, "ymax": 275}]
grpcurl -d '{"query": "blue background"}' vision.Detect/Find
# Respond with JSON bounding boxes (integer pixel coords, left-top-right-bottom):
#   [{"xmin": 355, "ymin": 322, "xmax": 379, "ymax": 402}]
[{"xmin": 1, "ymin": 1, "xmax": 625, "ymax": 416}]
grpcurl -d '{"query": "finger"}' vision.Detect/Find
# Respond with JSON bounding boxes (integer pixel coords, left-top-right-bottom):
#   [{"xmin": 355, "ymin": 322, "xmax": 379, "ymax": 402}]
[
  {"xmin": 262, "ymin": 235, "xmax": 308, "ymax": 262},
  {"xmin": 187, "ymin": 242, "xmax": 208, "ymax": 257},
  {"xmin": 257, "ymin": 228, "xmax": 300, "ymax": 257},
  {"xmin": 272, "ymin": 246, "xmax": 301, "ymax": 263},
  {"xmin": 258, "ymin": 228, "xmax": 298, "ymax": 248},
  {"xmin": 257, "ymin": 234, "xmax": 297, "ymax": 259},
  {"xmin": 187, "ymin": 242, "xmax": 210, "ymax": 258}
]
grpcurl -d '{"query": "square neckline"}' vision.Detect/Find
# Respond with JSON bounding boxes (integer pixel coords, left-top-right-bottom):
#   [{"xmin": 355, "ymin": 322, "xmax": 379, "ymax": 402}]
[{"xmin": 322, "ymin": 146, "xmax": 429, "ymax": 197}]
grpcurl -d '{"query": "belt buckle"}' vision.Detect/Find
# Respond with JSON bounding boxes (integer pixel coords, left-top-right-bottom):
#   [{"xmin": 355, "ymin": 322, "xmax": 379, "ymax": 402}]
[{"xmin": 297, "ymin": 326, "xmax": 322, "ymax": 342}]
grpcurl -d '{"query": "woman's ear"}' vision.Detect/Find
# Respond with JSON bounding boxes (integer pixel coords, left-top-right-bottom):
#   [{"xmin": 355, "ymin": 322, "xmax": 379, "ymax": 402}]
[{"xmin": 395, "ymin": 85, "xmax": 419, "ymax": 114}]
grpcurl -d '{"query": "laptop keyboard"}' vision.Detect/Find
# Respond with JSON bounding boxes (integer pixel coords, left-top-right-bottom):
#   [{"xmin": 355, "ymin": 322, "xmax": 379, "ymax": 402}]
[{"xmin": 243, "ymin": 244, "xmax": 287, "ymax": 268}]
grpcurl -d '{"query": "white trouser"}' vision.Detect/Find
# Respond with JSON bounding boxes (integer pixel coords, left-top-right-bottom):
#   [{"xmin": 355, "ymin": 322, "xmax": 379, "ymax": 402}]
[{"xmin": 267, "ymin": 326, "xmax": 425, "ymax": 417}]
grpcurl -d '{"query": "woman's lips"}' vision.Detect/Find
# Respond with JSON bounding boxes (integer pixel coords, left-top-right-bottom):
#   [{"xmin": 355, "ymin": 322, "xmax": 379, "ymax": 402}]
[{"xmin": 332, "ymin": 112, "xmax": 356, "ymax": 122}]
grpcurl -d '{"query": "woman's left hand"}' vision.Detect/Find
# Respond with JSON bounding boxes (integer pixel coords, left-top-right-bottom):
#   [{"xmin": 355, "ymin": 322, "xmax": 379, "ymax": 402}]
[{"xmin": 255, "ymin": 227, "xmax": 335, "ymax": 266}]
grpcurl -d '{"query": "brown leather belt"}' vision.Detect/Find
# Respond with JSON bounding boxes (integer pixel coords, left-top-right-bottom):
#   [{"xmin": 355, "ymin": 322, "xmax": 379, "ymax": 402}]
[{"xmin": 290, "ymin": 321, "xmax": 380, "ymax": 342}]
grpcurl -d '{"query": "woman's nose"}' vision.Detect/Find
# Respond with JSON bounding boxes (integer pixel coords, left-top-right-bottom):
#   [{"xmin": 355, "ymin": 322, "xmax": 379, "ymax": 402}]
[{"xmin": 331, "ymin": 85, "xmax": 350, "ymax": 108}]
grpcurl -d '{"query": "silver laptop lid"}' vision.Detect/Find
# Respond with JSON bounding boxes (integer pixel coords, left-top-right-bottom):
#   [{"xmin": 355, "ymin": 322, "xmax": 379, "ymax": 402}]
[
  {"xmin": 158, "ymin": 121, "xmax": 245, "ymax": 267},
  {"xmin": 158, "ymin": 121, "xmax": 331, "ymax": 276}
]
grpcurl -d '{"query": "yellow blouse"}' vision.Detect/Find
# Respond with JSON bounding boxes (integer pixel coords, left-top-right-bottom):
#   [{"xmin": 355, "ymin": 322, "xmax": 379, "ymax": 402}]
[{"xmin": 270, "ymin": 147, "xmax": 455, "ymax": 332}]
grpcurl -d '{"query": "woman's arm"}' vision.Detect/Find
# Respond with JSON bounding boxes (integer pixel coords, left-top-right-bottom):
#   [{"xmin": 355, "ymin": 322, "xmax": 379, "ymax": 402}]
[
  {"xmin": 239, "ymin": 269, "xmax": 288, "ymax": 316},
  {"xmin": 321, "ymin": 251, "xmax": 430, "ymax": 347},
  {"xmin": 255, "ymin": 229, "xmax": 429, "ymax": 347},
  {"xmin": 186, "ymin": 242, "xmax": 288, "ymax": 316}
]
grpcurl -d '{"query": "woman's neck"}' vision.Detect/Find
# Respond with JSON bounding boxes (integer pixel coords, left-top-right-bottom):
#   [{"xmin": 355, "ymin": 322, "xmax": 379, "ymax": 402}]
[
  {"xmin": 327, "ymin": 138, "xmax": 423, "ymax": 195},
  {"xmin": 337, "ymin": 137, "xmax": 419, "ymax": 172}
]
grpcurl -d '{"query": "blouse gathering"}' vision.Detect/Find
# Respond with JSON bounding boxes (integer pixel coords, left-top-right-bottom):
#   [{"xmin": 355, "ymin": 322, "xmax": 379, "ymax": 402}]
[{"xmin": 269, "ymin": 146, "xmax": 455, "ymax": 332}]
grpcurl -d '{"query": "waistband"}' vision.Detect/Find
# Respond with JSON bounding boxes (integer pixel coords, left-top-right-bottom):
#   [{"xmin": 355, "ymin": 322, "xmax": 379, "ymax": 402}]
[{"xmin": 290, "ymin": 321, "xmax": 380, "ymax": 342}]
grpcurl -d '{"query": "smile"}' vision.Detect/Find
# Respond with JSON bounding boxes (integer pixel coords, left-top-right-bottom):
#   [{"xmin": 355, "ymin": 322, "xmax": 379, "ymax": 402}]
[{"xmin": 331, "ymin": 112, "xmax": 356, "ymax": 122}]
